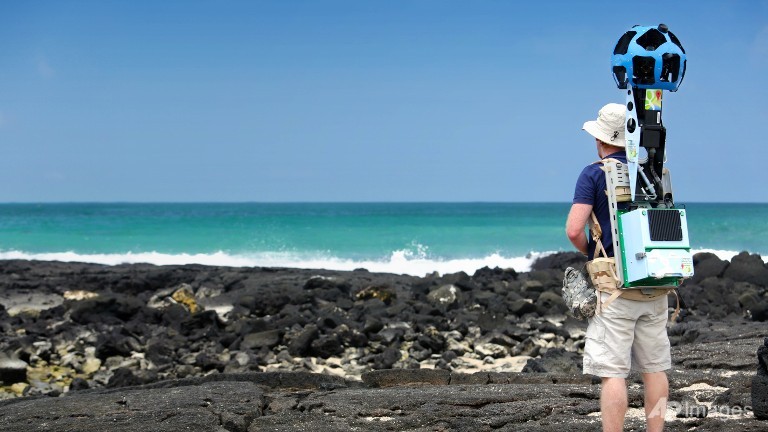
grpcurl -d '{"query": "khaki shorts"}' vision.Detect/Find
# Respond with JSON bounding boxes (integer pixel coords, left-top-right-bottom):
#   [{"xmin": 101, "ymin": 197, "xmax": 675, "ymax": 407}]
[{"xmin": 583, "ymin": 292, "xmax": 671, "ymax": 378}]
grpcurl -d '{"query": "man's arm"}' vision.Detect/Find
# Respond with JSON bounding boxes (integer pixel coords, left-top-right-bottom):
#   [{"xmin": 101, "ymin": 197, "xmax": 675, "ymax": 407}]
[{"xmin": 566, "ymin": 203, "xmax": 592, "ymax": 255}]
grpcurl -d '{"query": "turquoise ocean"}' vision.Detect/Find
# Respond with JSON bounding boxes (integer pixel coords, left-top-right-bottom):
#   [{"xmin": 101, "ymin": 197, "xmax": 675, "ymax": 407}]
[{"xmin": 0, "ymin": 203, "xmax": 765, "ymax": 276}]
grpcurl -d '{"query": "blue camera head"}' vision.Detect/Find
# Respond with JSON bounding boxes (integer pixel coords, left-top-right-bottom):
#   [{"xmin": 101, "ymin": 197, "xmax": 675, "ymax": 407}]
[{"xmin": 611, "ymin": 24, "xmax": 686, "ymax": 91}]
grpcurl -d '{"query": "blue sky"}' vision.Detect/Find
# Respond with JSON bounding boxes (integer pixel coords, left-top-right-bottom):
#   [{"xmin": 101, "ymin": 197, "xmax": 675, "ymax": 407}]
[{"xmin": 1, "ymin": 0, "xmax": 766, "ymax": 202}]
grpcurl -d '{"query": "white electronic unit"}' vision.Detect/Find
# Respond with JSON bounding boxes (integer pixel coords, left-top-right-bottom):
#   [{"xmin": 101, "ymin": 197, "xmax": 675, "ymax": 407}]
[{"xmin": 619, "ymin": 208, "xmax": 693, "ymax": 286}]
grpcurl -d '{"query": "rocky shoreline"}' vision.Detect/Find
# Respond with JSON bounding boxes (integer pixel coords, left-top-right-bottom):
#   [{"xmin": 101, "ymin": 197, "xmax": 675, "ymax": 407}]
[{"xmin": 0, "ymin": 252, "xmax": 766, "ymax": 430}]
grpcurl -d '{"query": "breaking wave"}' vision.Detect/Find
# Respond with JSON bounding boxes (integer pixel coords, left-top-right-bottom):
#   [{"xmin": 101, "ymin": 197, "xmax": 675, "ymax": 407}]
[
  {"xmin": 0, "ymin": 249, "xmax": 552, "ymax": 276},
  {"xmin": 0, "ymin": 248, "xmax": 760, "ymax": 277}
]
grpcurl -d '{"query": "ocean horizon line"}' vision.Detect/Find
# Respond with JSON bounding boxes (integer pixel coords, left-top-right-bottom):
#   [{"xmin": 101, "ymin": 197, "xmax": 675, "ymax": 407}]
[{"xmin": 1, "ymin": 201, "xmax": 767, "ymax": 205}]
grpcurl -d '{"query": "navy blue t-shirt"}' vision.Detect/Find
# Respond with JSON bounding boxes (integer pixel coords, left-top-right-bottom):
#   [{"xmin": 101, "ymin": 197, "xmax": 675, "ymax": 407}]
[{"xmin": 573, "ymin": 151, "xmax": 627, "ymax": 260}]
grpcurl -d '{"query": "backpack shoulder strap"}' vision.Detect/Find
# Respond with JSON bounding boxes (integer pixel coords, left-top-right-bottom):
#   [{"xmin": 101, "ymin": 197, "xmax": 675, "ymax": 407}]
[{"xmin": 588, "ymin": 212, "xmax": 603, "ymax": 249}]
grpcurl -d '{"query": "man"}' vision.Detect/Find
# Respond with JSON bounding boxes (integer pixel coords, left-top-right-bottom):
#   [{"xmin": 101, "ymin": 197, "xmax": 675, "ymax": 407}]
[{"xmin": 566, "ymin": 103, "xmax": 671, "ymax": 432}]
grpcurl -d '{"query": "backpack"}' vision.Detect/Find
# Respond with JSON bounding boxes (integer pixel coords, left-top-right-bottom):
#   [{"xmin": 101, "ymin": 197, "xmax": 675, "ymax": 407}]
[{"xmin": 563, "ymin": 158, "xmax": 681, "ymax": 322}]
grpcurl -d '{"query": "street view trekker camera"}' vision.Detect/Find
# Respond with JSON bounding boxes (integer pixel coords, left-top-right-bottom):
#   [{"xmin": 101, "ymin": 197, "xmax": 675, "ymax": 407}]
[{"xmin": 605, "ymin": 24, "xmax": 693, "ymax": 289}]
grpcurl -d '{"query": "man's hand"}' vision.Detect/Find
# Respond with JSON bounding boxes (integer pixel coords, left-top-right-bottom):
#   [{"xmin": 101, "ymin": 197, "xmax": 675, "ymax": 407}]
[{"xmin": 566, "ymin": 203, "xmax": 592, "ymax": 255}]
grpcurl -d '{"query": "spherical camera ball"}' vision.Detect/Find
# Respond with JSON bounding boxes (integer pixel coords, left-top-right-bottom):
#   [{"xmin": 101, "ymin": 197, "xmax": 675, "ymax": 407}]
[{"xmin": 611, "ymin": 24, "xmax": 686, "ymax": 91}]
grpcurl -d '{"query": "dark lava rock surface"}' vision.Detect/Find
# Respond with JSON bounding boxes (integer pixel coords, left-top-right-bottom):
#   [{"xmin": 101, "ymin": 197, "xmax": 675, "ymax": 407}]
[{"xmin": 0, "ymin": 252, "xmax": 766, "ymax": 430}]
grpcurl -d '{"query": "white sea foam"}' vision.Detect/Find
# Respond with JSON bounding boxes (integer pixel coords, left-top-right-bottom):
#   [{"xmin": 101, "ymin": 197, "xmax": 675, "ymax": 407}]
[
  {"xmin": 0, "ymin": 249, "xmax": 553, "ymax": 276},
  {"xmin": 0, "ymin": 248, "xmax": 762, "ymax": 277}
]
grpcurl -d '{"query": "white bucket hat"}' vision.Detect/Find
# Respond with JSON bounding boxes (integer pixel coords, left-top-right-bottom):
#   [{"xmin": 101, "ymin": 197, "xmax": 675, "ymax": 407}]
[{"xmin": 583, "ymin": 103, "xmax": 626, "ymax": 147}]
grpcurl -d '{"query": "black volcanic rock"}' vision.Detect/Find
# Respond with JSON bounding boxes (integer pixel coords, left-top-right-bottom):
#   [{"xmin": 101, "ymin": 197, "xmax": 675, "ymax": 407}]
[
  {"xmin": 371, "ymin": 347, "xmax": 401, "ymax": 370},
  {"xmin": 724, "ymin": 252, "xmax": 768, "ymax": 287},
  {"xmin": 522, "ymin": 348, "xmax": 582, "ymax": 374},
  {"xmin": 531, "ymin": 252, "xmax": 588, "ymax": 272},
  {"xmin": 286, "ymin": 324, "xmax": 319, "ymax": 357},
  {"xmin": 69, "ymin": 294, "xmax": 145, "ymax": 325},
  {"xmin": 145, "ymin": 338, "xmax": 176, "ymax": 366},
  {"xmin": 509, "ymin": 299, "xmax": 537, "ymax": 316},
  {"xmin": 749, "ymin": 301, "xmax": 768, "ymax": 322},
  {"xmin": 0, "ymin": 254, "xmax": 766, "ymax": 430},
  {"xmin": 95, "ymin": 330, "xmax": 142, "ymax": 359},
  {"xmin": 240, "ymin": 329, "xmax": 282, "ymax": 350},
  {"xmin": 310, "ymin": 333, "xmax": 344, "ymax": 358},
  {"xmin": 0, "ymin": 355, "xmax": 27, "ymax": 385},
  {"xmin": 536, "ymin": 291, "xmax": 567, "ymax": 315},
  {"xmin": 753, "ymin": 338, "xmax": 768, "ymax": 420},
  {"xmin": 691, "ymin": 252, "xmax": 729, "ymax": 282},
  {"xmin": 107, "ymin": 367, "xmax": 152, "ymax": 388}
]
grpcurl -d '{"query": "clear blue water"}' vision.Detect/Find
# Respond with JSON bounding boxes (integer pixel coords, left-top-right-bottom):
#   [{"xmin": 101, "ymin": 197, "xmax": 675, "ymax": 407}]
[{"xmin": 0, "ymin": 203, "xmax": 765, "ymax": 275}]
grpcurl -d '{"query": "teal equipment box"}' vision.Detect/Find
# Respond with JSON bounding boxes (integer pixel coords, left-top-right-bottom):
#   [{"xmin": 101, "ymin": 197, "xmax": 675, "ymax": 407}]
[{"xmin": 619, "ymin": 208, "xmax": 693, "ymax": 287}]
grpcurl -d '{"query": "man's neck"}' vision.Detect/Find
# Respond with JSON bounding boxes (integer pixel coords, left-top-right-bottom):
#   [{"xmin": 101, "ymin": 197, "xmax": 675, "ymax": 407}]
[{"xmin": 600, "ymin": 146, "xmax": 625, "ymax": 159}]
